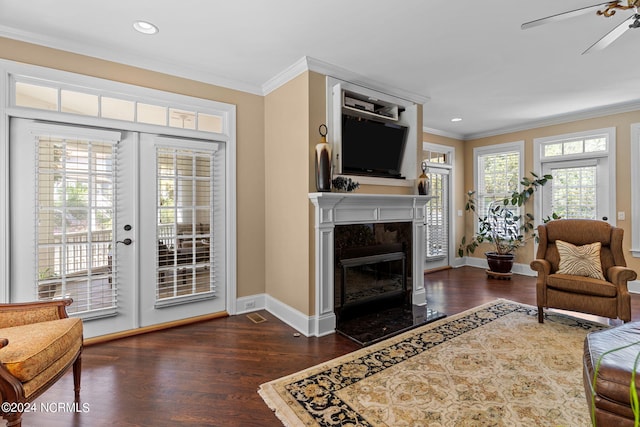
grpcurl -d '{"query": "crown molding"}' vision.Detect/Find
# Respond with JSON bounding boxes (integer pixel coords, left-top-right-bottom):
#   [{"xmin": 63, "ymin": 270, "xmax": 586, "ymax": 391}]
[
  {"xmin": 0, "ymin": 25, "xmax": 265, "ymax": 96},
  {"xmin": 260, "ymin": 57, "xmax": 310, "ymax": 96},
  {"xmin": 463, "ymin": 100, "xmax": 640, "ymax": 140},
  {"xmin": 422, "ymin": 126, "xmax": 465, "ymax": 141},
  {"xmin": 262, "ymin": 56, "xmax": 430, "ymax": 105}
]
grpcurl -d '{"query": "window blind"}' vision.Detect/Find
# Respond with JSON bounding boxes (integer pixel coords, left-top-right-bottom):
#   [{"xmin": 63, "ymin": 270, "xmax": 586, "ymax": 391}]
[{"xmin": 35, "ymin": 135, "xmax": 118, "ymax": 316}]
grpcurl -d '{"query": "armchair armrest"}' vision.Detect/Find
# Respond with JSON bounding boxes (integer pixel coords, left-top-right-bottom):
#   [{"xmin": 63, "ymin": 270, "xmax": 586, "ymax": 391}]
[
  {"xmin": 530, "ymin": 259, "xmax": 551, "ymax": 276},
  {"xmin": 607, "ymin": 266, "xmax": 638, "ymax": 286},
  {"xmin": 0, "ymin": 299, "xmax": 73, "ymax": 328}
]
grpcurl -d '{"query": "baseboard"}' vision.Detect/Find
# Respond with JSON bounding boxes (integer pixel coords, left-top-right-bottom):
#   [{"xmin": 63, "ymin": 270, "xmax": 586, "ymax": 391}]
[
  {"xmin": 457, "ymin": 256, "xmax": 535, "ymax": 276},
  {"xmin": 457, "ymin": 258, "xmax": 640, "ymax": 293},
  {"xmin": 235, "ymin": 294, "xmax": 336, "ymax": 337},
  {"xmin": 236, "ymin": 266, "xmax": 639, "ymax": 336},
  {"xmin": 235, "ymin": 293, "xmax": 267, "ymax": 314}
]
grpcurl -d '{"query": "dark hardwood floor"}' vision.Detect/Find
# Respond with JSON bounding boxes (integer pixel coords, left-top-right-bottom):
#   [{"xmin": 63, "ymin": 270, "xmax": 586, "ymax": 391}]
[{"xmin": 22, "ymin": 266, "xmax": 640, "ymax": 427}]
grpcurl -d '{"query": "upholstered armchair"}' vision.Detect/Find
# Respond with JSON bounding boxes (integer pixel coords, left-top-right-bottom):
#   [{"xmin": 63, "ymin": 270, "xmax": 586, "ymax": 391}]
[
  {"xmin": 531, "ymin": 219, "xmax": 637, "ymax": 324},
  {"xmin": 0, "ymin": 299, "xmax": 82, "ymax": 427}
]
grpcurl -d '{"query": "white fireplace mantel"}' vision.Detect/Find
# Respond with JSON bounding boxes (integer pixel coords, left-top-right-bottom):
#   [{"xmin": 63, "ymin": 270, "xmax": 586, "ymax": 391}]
[{"xmin": 308, "ymin": 192, "xmax": 432, "ymax": 337}]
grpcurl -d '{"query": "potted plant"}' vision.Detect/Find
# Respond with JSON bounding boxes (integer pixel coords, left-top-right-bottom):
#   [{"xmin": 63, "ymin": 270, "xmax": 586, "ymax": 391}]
[{"xmin": 458, "ymin": 172, "xmax": 558, "ymax": 274}]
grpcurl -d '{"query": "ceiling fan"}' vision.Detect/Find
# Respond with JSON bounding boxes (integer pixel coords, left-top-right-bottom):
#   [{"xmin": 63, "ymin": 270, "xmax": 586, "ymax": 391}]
[{"xmin": 522, "ymin": 0, "xmax": 640, "ymax": 54}]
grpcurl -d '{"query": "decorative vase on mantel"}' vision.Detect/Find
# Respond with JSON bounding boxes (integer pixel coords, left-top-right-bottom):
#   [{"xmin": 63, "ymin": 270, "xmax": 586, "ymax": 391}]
[
  {"xmin": 315, "ymin": 124, "xmax": 332, "ymax": 192},
  {"xmin": 417, "ymin": 161, "xmax": 430, "ymax": 195}
]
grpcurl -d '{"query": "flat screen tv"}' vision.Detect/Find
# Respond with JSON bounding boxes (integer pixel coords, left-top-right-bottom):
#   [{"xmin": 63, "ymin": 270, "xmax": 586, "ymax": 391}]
[{"xmin": 341, "ymin": 115, "xmax": 408, "ymax": 179}]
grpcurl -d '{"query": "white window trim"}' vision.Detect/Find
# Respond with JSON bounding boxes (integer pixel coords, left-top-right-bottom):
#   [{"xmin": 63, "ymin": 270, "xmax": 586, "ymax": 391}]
[
  {"xmin": 423, "ymin": 141, "xmax": 454, "ymax": 169},
  {"xmin": 0, "ymin": 59, "xmax": 237, "ymax": 314},
  {"xmin": 473, "ymin": 140, "xmax": 524, "ymax": 232},
  {"xmin": 631, "ymin": 123, "xmax": 640, "ymax": 257},
  {"xmin": 533, "ymin": 127, "xmax": 616, "ymax": 229}
]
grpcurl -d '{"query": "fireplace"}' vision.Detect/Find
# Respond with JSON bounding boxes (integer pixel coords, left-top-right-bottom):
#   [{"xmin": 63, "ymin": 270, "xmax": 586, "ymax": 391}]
[
  {"xmin": 334, "ymin": 223, "xmax": 411, "ymax": 323},
  {"xmin": 309, "ymin": 193, "xmax": 433, "ymax": 337}
]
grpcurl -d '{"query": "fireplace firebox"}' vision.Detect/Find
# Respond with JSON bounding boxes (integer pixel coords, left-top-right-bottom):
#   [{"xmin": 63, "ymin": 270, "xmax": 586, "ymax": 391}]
[{"xmin": 334, "ymin": 223, "xmax": 411, "ymax": 323}]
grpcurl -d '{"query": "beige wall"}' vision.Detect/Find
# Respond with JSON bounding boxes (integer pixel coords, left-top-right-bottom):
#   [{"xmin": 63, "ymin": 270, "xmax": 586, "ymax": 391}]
[
  {"xmin": 463, "ymin": 110, "xmax": 640, "ymax": 272},
  {"xmin": 0, "ymin": 37, "xmax": 267, "ymax": 299},
  {"xmin": 264, "ymin": 72, "xmax": 311, "ymax": 314}
]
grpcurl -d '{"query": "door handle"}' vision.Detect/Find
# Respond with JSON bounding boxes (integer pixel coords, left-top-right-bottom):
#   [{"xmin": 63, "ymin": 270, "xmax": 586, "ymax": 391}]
[{"xmin": 116, "ymin": 238, "xmax": 133, "ymax": 245}]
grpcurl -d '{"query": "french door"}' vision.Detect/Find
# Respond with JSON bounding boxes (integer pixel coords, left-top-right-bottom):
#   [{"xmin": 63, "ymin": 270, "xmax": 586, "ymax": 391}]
[
  {"xmin": 9, "ymin": 119, "xmax": 225, "ymax": 338},
  {"xmin": 424, "ymin": 167, "xmax": 450, "ymax": 270}
]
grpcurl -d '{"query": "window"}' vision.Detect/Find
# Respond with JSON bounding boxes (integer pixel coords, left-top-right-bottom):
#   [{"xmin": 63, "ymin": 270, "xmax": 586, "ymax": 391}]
[
  {"xmin": 535, "ymin": 128, "xmax": 615, "ymax": 225},
  {"xmin": 473, "ymin": 141, "xmax": 524, "ymax": 231},
  {"xmin": 547, "ymin": 163, "xmax": 597, "ymax": 219},
  {"xmin": 13, "ymin": 77, "xmax": 227, "ymax": 134}
]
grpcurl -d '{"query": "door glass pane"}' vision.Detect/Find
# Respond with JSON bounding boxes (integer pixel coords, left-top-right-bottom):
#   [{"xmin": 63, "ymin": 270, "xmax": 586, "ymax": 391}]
[
  {"xmin": 35, "ymin": 137, "xmax": 116, "ymax": 314},
  {"xmin": 425, "ymin": 171, "xmax": 449, "ymax": 261},
  {"xmin": 550, "ymin": 166, "xmax": 597, "ymax": 219},
  {"xmin": 156, "ymin": 147, "xmax": 214, "ymax": 301}
]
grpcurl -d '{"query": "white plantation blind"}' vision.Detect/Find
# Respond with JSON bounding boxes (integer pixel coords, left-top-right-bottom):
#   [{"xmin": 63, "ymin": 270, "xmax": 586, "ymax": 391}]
[
  {"xmin": 34, "ymin": 127, "xmax": 120, "ymax": 316},
  {"xmin": 155, "ymin": 145, "xmax": 218, "ymax": 305},
  {"xmin": 425, "ymin": 170, "xmax": 449, "ymax": 260},
  {"xmin": 549, "ymin": 164, "xmax": 598, "ymax": 219},
  {"xmin": 476, "ymin": 149, "xmax": 521, "ymax": 233}
]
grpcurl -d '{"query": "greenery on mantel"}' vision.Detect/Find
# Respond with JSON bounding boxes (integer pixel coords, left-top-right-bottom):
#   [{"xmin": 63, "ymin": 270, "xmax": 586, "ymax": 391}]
[
  {"xmin": 331, "ymin": 176, "xmax": 360, "ymax": 192},
  {"xmin": 458, "ymin": 172, "xmax": 559, "ymax": 256}
]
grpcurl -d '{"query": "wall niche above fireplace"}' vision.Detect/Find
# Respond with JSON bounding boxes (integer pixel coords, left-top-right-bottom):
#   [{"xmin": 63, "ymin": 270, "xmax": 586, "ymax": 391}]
[{"xmin": 326, "ymin": 77, "xmax": 419, "ymax": 186}]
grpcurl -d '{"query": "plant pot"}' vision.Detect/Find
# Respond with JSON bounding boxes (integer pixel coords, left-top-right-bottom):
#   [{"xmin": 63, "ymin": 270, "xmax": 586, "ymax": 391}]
[{"xmin": 485, "ymin": 252, "xmax": 515, "ymax": 273}]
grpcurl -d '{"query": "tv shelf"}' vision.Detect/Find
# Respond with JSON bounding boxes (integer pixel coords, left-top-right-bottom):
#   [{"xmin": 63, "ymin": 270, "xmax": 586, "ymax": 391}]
[
  {"xmin": 328, "ymin": 78, "xmax": 419, "ymax": 183},
  {"xmin": 342, "ymin": 90, "xmax": 400, "ymax": 121}
]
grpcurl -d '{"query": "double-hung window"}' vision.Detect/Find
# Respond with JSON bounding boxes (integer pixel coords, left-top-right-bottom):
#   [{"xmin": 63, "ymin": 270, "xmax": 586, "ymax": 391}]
[{"xmin": 473, "ymin": 141, "xmax": 524, "ymax": 235}]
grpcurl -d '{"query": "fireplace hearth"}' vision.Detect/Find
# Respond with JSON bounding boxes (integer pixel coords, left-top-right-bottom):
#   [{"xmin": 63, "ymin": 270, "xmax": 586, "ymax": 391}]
[{"xmin": 336, "ymin": 304, "xmax": 446, "ymax": 346}]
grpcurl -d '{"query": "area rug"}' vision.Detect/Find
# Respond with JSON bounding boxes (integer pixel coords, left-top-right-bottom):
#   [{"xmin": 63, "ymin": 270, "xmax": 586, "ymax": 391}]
[{"xmin": 258, "ymin": 299, "xmax": 608, "ymax": 426}]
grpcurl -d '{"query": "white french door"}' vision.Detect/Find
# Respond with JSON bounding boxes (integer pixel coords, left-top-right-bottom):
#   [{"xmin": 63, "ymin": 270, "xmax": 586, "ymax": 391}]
[
  {"xmin": 424, "ymin": 167, "xmax": 450, "ymax": 270},
  {"xmin": 9, "ymin": 119, "xmax": 225, "ymax": 338},
  {"xmin": 138, "ymin": 134, "xmax": 225, "ymax": 327}
]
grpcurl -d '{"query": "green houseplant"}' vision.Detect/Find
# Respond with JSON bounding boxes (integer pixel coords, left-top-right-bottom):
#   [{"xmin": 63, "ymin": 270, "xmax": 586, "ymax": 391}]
[{"xmin": 458, "ymin": 172, "xmax": 558, "ymax": 273}]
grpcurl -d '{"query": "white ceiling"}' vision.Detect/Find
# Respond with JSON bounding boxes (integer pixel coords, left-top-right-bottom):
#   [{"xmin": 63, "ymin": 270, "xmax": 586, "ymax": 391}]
[{"xmin": 2, "ymin": 0, "xmax": 640, "ymax": 139}]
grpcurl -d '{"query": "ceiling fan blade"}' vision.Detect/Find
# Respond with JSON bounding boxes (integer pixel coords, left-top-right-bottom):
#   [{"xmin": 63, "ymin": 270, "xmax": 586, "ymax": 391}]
[
  {"xmin": 521, "ymin": 1, "xmax": 617, "ymax": 29},
  {"xmin": 582, "ymin": 14, "xmax": 634, "ymax": 53}
]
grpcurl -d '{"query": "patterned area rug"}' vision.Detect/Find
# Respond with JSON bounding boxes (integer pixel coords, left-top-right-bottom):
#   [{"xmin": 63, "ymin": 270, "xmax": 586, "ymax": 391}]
[{"xmin": 258, "ymin": 299, "xmax": 608, "ymax": 426}]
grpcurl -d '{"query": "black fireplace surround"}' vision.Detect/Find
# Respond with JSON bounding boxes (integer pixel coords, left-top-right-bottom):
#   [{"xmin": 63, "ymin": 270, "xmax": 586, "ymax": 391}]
[{"xmin": 334, "ymin": 223, "xmax": 412, "ymax": 322}]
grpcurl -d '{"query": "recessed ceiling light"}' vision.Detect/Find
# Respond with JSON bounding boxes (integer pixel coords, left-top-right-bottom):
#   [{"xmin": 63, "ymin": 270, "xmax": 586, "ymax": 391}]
[
  {"xmin": 133, "ymin": 20, "xmax": 159, "ymax": 35},
  {"xmin": 451, "ymin": 117, "xmax": 463, "ymax": 122}
]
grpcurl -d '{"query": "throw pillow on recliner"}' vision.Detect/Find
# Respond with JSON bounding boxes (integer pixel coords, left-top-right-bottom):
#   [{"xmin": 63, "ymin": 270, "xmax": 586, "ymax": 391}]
[{"xmin": 555, "ymin": 240, "xmax": 606, "ymax": 280}]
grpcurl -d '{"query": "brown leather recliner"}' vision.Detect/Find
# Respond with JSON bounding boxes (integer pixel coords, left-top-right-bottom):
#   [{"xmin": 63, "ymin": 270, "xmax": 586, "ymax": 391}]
[{"xmin": 530, "ymin": 219, "xmax": 637, "ymax": 324}]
